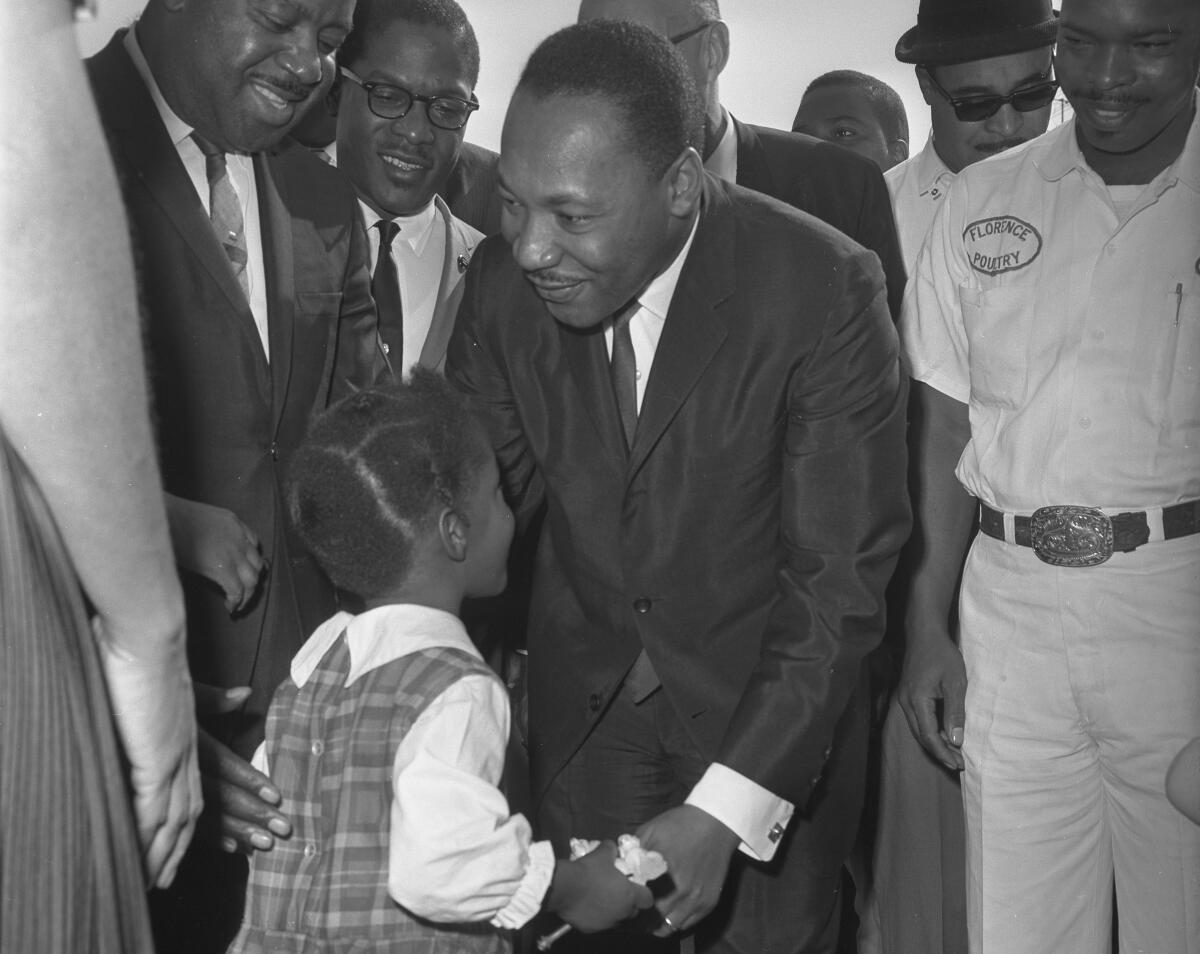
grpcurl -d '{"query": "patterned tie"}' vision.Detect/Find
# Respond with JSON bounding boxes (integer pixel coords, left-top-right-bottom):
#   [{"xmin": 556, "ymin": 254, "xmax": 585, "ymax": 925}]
[
  {"xmin": 609, "ymin": 305, "xmax": 639, "ymax": 450},
  {"xmin": 190, "ymin": 133, "xmax": 249, "ymax": 298},
  {"xmin": 372, "ymin": 220, "xmax": 405, "ymax": 375}
]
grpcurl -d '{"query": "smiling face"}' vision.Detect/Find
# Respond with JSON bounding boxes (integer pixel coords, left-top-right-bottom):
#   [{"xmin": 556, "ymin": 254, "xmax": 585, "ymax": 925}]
[
  {"xmin": 162, "ymin": 0, "xmax": 354, "ymax": 153},
  {"xmin": 793, "ymin": 84, "xmax": 900, "ymax": 170},
  {"xmin": 336, "ymin": 18, "xmax": 473, "ymax": 218},
  {"xmin": 920, "ymin": 47, "xmax": 1055, "ymax": 173},
  {"xmin": 1057, "ymin": 0, "xmax": 1200, "ymax": 182},
  {"xmin": 498, "ymin": 89, "xmax": 699, "ymax": 329}
]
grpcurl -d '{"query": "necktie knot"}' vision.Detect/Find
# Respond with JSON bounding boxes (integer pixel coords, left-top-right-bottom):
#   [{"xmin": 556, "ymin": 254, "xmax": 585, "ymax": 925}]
[
  {"xmin": 376, "ymin": 219, "xmax": 400, "ymax": 250},
  {"xmin": 190, "ymin": 131, "xmax": 222, "ymax": 159}
]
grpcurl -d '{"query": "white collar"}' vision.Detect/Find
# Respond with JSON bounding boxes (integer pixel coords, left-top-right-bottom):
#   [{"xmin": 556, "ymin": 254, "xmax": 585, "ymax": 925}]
[
  {"xmin": 704, "ymin": 107, "xmax": 738, "ymax": 184},
  {"xmin": 359, "ymin": 198, "xmax": 440, "ymax": 256},
  {"xmin": 123, "ymin": 25, "xmax": 195, "ymax": 151},
  {"xmin": 291, "ymin": 604, "xmax": 482, "ymax": 688},
  {"xmin": 637, "ymin": 213, "xmax": 701, "ymax": 321}
]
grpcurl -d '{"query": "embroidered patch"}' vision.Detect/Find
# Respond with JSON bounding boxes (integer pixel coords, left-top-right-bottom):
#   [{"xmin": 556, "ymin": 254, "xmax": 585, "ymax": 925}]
[{"xmin": 963, "ymin": 216, "xmax": 1042, "ymax": 276}]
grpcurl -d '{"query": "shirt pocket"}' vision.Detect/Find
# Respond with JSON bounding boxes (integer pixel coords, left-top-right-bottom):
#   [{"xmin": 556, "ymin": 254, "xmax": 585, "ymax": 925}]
[
  {"xmin": 959, "ymin": 284, "xmax": 1034, "ymax": 410},
  {"xmin": 1164, "ymin": 287, "xmax": 1200, "ymax": 429}
]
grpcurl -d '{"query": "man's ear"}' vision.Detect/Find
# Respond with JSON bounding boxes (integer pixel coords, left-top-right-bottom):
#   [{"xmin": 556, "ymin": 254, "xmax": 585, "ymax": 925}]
[
  {"xmin": 438, "ymin": 508, "xmax": 469, "ymax": 563},
  {"xmin": 915, "ymin": 67, "xmax": 937, "ymax": 108},
  {"xmin": 888, "ymin": 138, "xmax": 910, "ymax": 166},
  {"xmin": 664, "ymin": 146, "xmax": 705, "ymax": 218},
  {"xmin": 702, "ymin": 20, "xmax": 730, "ymax": 84}
]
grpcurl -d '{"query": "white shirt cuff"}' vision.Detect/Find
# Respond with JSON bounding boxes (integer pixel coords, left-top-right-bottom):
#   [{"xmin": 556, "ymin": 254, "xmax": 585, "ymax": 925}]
[
  {"xmin": 490, "ymin": 839, "xmax": 556, "ymax": 930},
  {"xmin": 685, "ymin": 763, "xmax": 794, "ymax": 861}
]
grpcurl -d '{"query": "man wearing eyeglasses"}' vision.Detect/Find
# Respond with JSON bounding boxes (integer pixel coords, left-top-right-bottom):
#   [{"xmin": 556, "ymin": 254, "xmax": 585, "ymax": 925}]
[
  {"xmin": 577, "ymin": 0, "xmax": 907, "ymax": 322},
  {"xmin": 862, "ymin": 4, "xmax": 1058, "ymax": 953},
  {"xmin": 331, "ymin": 0, "xmax": 482, "ymax": 380},
  {"xmin": 900, "ymin": 0, "xmax": 1200, "ymax": 950}
]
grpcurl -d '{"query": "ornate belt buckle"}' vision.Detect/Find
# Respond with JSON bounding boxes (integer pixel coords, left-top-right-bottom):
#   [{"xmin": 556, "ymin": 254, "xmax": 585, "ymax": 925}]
[{"xmin": 1029, "ymin": 505, "xmax": 1113, "ymax": 567}]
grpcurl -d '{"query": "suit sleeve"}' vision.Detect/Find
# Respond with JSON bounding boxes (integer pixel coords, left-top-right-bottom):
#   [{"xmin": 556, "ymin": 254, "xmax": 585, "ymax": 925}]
[
  {"xmin": 445, "ymin": 246, "xmax": 546, "ymax": 527},
  {"xmin": 330, "ymin": 211, "xmax": 384, "ymax": 403},
  {"xmin": 718, "ymin": 248, "xmax": 910, "ymax": 808}
]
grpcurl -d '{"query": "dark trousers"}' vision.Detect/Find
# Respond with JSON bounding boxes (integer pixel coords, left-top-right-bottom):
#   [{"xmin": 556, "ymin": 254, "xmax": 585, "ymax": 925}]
[{"xmin": 536, "ymin": 674, "xmax": 869, "ymax": 954}]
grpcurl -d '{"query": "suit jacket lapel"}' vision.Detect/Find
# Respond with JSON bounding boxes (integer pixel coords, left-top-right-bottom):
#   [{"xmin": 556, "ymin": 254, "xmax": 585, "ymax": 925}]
[
  {"xmin": 629, "ymin": 181, "xmax": 735, "ymax": 478},
  {"xmin": 733, "ymin": 116, "xmax": 774, "ymax": 195},
  {"xmin": 418, "ymin": 196, "xmax": 474, "ymax": 372},
  {"xmin": 91, "ymin": 34, "xmax": 260, "ymax": 328},
  {"xmin": 257, "ymin": 152, "xmax": 294, "ymax": 429}
]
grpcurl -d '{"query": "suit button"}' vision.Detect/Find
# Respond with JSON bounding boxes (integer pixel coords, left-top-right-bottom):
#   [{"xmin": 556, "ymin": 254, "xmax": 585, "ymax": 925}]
[
  {"xmin": 311, "ymin": 740, "xmax": 324, "ymax": 756},
  {"xmin": 588, "ymin": 693, "xmax": 603, "ymax": 712},
  {"xmin": 270, "ymin": 441, "xmax": 279, "ymax": 460},
  {"xmin": 633, "ymin": 598, "xmax": 652, "ymax": 614}
]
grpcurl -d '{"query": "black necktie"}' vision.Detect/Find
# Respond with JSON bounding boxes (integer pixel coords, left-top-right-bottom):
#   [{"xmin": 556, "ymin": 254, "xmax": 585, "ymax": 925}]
[
  {"xmin": 610, "ymin": 307, "xmax": 638, "ymax": 449},
  {"xmin": 191, "ymin": 132, "xmax": 249, "ymax": 298},
  {"xmin": 372, "ymin": 220, "xmax": 404, "ymax": 374}
]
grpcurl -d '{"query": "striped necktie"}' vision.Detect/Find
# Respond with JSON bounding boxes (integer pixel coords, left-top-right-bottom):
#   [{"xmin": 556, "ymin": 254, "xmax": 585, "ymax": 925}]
[
  {"xmin": 191, "ymin": 132, "xmax": 249, "ymax": 298},
  {"xmin": 609, "ymin": 304, "xmax": 639, "ymax": 450}
]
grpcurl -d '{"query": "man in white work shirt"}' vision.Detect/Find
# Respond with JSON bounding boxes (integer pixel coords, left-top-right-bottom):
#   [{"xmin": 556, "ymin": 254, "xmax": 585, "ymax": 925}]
[
  {"xmin": 867, "ymin": 3, "xmax": 1058, "ymax": 952},
  {"xmin": 899, "ymin": 0, "xmax": 1200, "ymax": 950},
  {"xmin": 333, "ymin": 0, "xmax": 483, "ymax": 379}
]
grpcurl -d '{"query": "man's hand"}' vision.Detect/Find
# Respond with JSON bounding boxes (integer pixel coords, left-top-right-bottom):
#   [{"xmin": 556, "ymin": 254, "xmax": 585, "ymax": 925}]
[
  {"xmin": 165, "ymin": 494, "xmax": 266, "ymax": 614},
  {"xmin": 95, "ymin": 620, "xmax": 202, "ymax": 889},
  {"xmin": 896, "ymin": 632, "xmax": 967, "ymax": 771},
  {"xmin": 193, "ymin": 685, "xmax": 292, "ymax": 853},
  {"xmin": 545, "ymin": 840, "xmax": 654, "ymax": 933},
  {"xmin": 635, "ymin": 804, "xmax": 739, "ymax": 936}
]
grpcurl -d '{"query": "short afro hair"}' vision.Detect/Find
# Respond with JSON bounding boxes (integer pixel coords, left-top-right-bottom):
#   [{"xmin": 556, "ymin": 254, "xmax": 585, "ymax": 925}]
[
  {"xmin": 286, "ymin": 371, "xmax": 493, "ymax": 600},
  {"xmin": 339, "ymin": 0, "xmax": 480, "ymax": 89},
  {"xmin": 515, "ymin": 19, "xmax": 704, "ymax": 178},
  {"xmin": 798, "ymin": 70, "xmax": 909, "ymax": 148}
]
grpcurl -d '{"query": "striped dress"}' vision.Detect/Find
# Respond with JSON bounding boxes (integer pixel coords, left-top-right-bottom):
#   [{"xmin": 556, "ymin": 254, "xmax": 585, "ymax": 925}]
[
  {"xmin": 231, "ymin": 633, "xmax": 512, "ymax": 954},
  {"xmin": 0, "ymin": 430, "xmax": 155, "ymax": 954}
]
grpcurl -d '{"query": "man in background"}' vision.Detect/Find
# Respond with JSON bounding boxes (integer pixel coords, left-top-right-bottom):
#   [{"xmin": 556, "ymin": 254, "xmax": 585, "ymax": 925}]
[
  {"xmin": 334, "ymin": 0, "xmax": 484, "ymax": 378},
  {"xmin": 577, "ymin": 0, "xmax": 907, "ymax": 320},
  {"xmin": 900, "ymin": 0, "xmax": 1199, "ymax": 949},
  {"xmin": 792, "ymin": 70, "xmax": 910, "ymax": 171},
  {"xmin": 865, "ymin": 3, "xmax": 1058, "ymax": 952}
]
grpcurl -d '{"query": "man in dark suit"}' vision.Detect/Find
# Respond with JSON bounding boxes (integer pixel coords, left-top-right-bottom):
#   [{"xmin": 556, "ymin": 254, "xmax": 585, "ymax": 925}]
[
  {"xmin": 448, "ymin": 20, "xmax": 909, "ymax": 953},
  {"xmin": 577, "ymin": 0, "xmax": 906, "ymax": 319},
  {"xmin": 87, "ymin": 0, "xmax": 377, "ymax": 948}
]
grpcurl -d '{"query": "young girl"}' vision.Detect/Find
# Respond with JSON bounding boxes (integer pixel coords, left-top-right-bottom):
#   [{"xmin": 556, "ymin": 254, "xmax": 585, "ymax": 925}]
[{"xmin": 230, "ymin": 373, "xmax": 651, "ymax": 952}]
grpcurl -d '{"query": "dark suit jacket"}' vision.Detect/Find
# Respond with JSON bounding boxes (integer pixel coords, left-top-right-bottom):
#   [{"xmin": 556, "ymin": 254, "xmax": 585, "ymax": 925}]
[
  {"xmin": 438, "ymin": 140, "xmax": 502, "ymax": 237},
  {"xmin": 448, "ymin": 176, "xmax": 910, "ymax": 814},
  {"xmin": 87, "ymin": 33, "xmax": 378, "ymax": 756},
  {"xmin": 735, "ymin": 117, "xmax": 907, "ymax": 321}
]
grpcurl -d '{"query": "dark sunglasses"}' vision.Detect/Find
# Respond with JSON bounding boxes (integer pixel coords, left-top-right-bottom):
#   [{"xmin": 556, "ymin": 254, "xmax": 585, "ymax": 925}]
[{"xmin": 924, "ymin": 71, "xmax": 1058, "ymax": 123}]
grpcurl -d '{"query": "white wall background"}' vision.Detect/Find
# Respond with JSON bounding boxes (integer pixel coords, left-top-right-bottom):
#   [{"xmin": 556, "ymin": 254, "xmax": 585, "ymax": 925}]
[{"xmin": 76, "ymin": 0, "xmax": 934, "ymax": 157}]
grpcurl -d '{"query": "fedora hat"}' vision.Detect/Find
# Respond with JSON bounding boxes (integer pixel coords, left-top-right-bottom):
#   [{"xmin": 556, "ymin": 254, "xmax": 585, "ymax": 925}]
[{"xmin": 896, "ymin": 0, "xmax": 1058, "ymax": 65}]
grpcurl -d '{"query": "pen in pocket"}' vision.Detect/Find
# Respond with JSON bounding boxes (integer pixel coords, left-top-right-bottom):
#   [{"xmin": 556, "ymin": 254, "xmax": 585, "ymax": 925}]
[{"xmin": 1176, "ymin": 282, "xmax": 1184, "ymax": 327}]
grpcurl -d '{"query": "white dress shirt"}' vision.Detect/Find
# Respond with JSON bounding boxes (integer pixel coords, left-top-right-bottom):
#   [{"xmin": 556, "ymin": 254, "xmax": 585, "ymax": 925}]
[
  {"xmin": 255, "ymin": 604, "xmax": 554, "ymax": 929},
  {"xmin": 359, "ymin": 198, "xmax": 447, "ymax": 378},
  {"xmin": 124, "ymin": 27, "xmax": 270, "ymax": 360},
  {"xmin": 603, "ymin": 214, "xmax": 795, "ymax": 862}
]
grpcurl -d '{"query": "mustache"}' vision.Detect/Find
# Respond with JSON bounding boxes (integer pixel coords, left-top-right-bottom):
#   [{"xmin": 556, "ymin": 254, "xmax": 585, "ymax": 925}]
[
  {"xmin": 250, "ymin": 73, "xmax": 317, "ymax": 102},
  {"xmin": 1068, "ymin": 90, "xmax": 1152, "ymax": 108}
]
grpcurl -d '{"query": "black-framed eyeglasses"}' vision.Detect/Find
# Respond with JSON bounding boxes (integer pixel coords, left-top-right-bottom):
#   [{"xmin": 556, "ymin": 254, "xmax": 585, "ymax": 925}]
[
  {"xmin": 667, "ymin": 21, "xmax": 714, "ymax": 45},
  {"xmin": 339, "ymin": 68, "xmax": 479, "ymax": 130},
  {"xmin": 923, "ymin": 70, "xmax": 1058, "ymax": 123}
]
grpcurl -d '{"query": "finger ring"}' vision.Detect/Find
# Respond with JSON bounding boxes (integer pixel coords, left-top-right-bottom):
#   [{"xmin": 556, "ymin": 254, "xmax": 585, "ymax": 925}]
[{"xmin": 663, "ymin": 915, "xmax": 676, "ymax": 932}]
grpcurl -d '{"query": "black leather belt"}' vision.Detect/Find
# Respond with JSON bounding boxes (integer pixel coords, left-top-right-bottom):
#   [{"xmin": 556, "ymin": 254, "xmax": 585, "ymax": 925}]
[{"xmin": 978, "ymin": 500, "xmax": 1200, "ymax": 567}]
